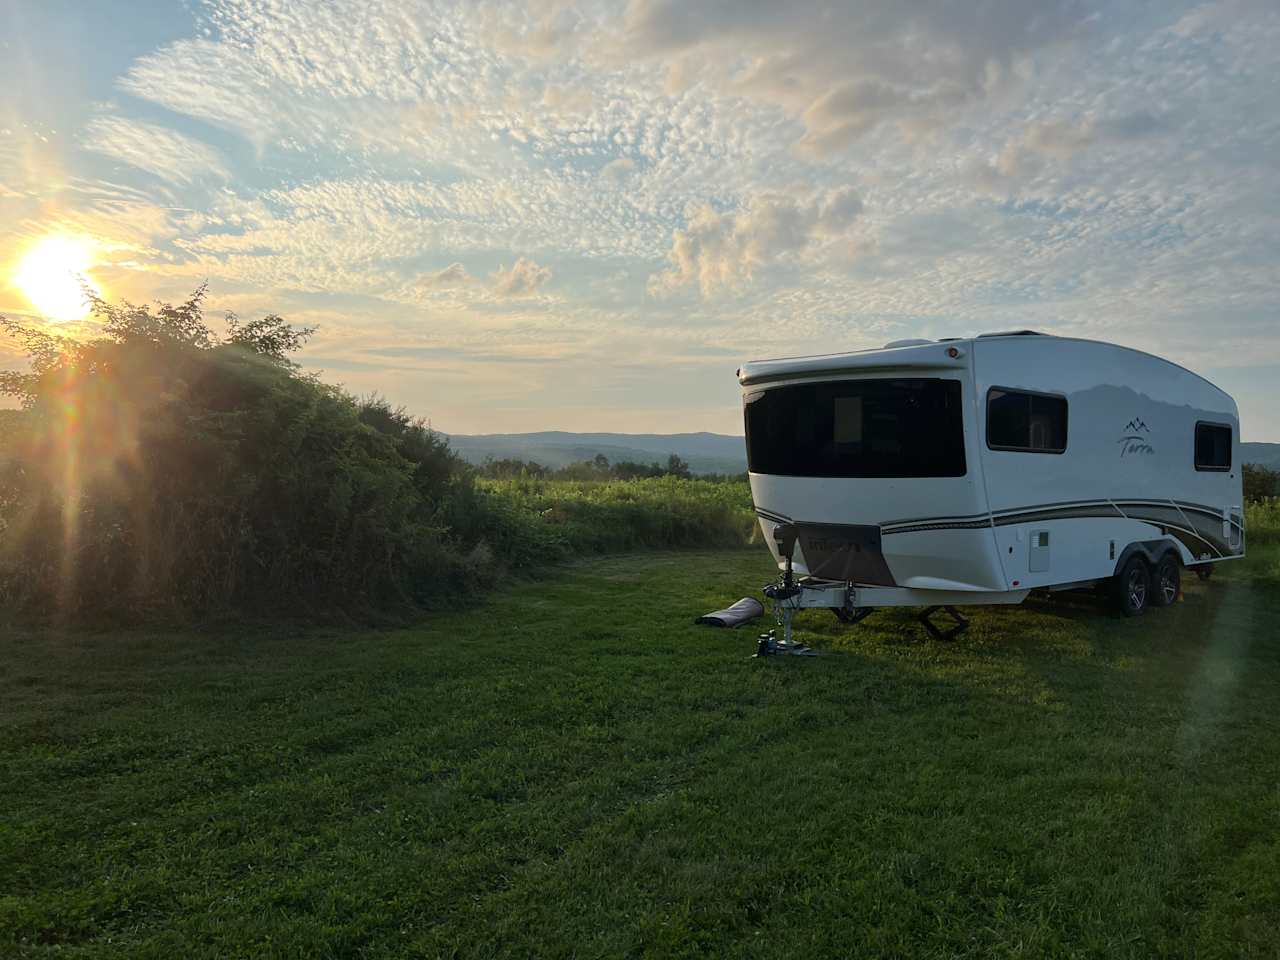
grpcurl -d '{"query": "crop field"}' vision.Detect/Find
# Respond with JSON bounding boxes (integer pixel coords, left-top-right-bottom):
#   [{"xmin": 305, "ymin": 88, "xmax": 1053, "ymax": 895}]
[{"xmin": 3, "ymin": 519, "xmax": 1279, "ymax": 957}]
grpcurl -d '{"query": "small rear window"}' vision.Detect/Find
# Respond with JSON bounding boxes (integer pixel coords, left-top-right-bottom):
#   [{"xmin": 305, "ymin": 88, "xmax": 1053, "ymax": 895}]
[
  {"xmin": 1195, "ymin": 422, "xmax": 1232, "ymax": 471},
  {"xmin": 987, "ymin": 388, "xmax": 1068, "ymax": 453}
]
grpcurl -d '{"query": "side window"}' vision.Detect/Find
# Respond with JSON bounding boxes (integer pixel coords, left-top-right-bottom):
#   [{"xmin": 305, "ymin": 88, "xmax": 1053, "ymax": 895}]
[
  {"xmin": 1194, "ymin": 422, "xmax": 1232, "ymax": 471},
  {"xmin": 987, "ymin": 388, "xmax": 1068, "ymax": 453}
]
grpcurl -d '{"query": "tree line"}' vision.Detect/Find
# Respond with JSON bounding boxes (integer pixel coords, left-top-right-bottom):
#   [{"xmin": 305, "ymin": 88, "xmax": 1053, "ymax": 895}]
[{"xmin": 478, "ymin": 452, "xmax": 747, "ymax": 483}]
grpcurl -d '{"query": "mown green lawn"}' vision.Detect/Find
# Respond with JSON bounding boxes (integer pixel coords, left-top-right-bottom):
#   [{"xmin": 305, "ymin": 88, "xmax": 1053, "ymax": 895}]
[{"xmin": 3, "ymin": 549, "xmax": 1278, "ymax": 958}]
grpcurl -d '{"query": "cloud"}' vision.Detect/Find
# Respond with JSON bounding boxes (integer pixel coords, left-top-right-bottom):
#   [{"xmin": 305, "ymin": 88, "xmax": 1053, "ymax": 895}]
[
  {"xmin": 996, "ymin": 119, "xmax": 1096, "ymax": 178},
  {"xmin": 600, "ymin": 156, "xmax": 635, "ymax": 184},
  {"xmin": 963, "ymin": 108, "xmax": 1180, "ymax": 192},
  {"xmin": 81, "ymin": 116, "xmax": 229, "ymax": 186},
  {"xmin": 419, "ymin": 262, "xmax": 475, "ymax": 290},
  {"xmin": 412, "ymin": 257, "xmax": 552, "ymax": 299},
  {"xmin": 1019, "ymin": 119, "xmax": 1097, "ymax": 160},
  {"xmin": 491, "ymin": 256, "xmax": 552, "ymax": 296},
  {"xmin": 8, "ymin": 0, "xmax": 1279, "ymax": 437},
  {"xmin": 116, "ymin": 15, "xmax": 467, "ymax": 159},
  {"xmin": 607, "ymin": 0, "xmax": 1090, "ymax": 154},
  {"xmin": 118, "ymin": 40, "xmax": 283, "ymax": 148},
  {"xmin": 797, "ymin": 79, "xmax": 903, "ymax": 142},
  {"xmin": 959, "ymin": 118, "xmax": 1097, "ymax": 189},
  {"xmin": 1095, "ymin": 110, "xmax": 1176, "ymax": 142},
  {"xmin": 115, "ymin": 0, "xmax": 1091, "ymax": 166},
  {"xmin": 649, "ymin": 188, "xmax": 864, "ymax": 297}
]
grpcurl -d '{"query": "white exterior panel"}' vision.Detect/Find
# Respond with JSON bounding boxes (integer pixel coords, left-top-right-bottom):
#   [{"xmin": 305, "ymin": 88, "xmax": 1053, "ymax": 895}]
[{"xmin": 739, "ymin": 332, "xmax": 1245, "ymax": 605}]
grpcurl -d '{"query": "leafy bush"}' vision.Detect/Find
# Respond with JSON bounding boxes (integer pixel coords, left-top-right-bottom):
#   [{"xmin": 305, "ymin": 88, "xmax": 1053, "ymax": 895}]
[
  {"xmin": 1246, "ymin": 498, "xmax": 1280, "ymax": 546},
  {"xmin": 0, "ymin": 289, "xmax": 756, "ymax": 622},
  {"xmin": 1223, "ymin": 498, "xmax": 1280, "ymax": 583},
  {"xmin": 1244, "ymin": 463, "xmax": 1280, "ymax": 502},
  {"xmin": 0, "ymin": 289, "xmax": 459, "ymax": 617},
  {"xmin": 476, "ymin": 476, "xmax": 756, "ymax": 557}
]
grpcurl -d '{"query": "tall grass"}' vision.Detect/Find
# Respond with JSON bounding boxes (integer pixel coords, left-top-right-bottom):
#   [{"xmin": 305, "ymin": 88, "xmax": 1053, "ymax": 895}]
[
  {"xmin": 1245, "ymin": 497, "xmax": 1280, "ymax": 546},
  {"xmin": 1224, "ymin": 498, "xmax": 1280, "ymax": 583},
  {"xmin": 469, "ymin": 476, "xmax": 756, "ymax": 563}
]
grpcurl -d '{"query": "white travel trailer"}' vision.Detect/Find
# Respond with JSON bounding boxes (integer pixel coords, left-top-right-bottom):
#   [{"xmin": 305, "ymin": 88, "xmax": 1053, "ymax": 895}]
[{"xmin": 739, "ymin": 332, "xmax": 1244, "ymax": 639}]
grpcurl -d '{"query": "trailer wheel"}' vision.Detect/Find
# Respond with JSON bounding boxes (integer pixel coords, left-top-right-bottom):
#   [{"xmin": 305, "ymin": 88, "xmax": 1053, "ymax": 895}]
[
  {"xmin": 1151, "ymin": 554, "xmax": 1181, "ymax": 607},
  {"xmin": 1115, "ymin": 555, "xmax": 1150, "ymax": 617}
]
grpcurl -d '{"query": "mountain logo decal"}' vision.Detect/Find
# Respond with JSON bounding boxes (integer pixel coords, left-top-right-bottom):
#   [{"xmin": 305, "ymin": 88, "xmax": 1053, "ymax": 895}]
[{"xmin": 1118, "ymin": 417, "xmax": 1154, "ymax": 458}]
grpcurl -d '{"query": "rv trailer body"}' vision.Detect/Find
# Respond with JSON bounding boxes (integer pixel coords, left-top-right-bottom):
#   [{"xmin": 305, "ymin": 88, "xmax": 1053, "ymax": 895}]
[{"xmin": 739, "ymin": 334, "xmax": 1243, "ymax": 606}]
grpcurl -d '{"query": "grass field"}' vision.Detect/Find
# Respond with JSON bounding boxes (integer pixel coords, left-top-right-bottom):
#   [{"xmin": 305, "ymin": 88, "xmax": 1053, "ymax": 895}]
[{"xmin": 4, "ymin": 542, "xmax": 1279, "ymax": 958}]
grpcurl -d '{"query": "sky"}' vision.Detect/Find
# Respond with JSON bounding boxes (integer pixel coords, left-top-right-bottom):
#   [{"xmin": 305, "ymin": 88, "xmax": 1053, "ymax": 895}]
[{"xmin": 1, "ymin": 0, "xmax": 1278, "ymax": 438}]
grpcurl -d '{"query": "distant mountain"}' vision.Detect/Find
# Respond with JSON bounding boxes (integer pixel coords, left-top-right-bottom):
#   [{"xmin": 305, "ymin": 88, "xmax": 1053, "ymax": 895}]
[
  {"xmin": 1243, "ymin": 442, "xmax": 1280, "ymax": 470},
  {"xmin": 444, "ymin": 431, "xmax": 748, "ymax": 475},
  {"xmin": 443, "ymin": 432, "xmax": 1280, "ymax": 476}
]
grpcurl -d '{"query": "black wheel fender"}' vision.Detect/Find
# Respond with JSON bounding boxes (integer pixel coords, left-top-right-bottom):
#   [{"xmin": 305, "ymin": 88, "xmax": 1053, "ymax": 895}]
[{"xmin": 1111, "ymin": 539, "xmax": 1183, "ymax": 580}]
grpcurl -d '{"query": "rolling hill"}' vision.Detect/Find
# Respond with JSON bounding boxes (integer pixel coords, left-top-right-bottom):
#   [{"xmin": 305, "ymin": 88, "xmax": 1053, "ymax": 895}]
[
  {"xmin": 445, "ymin": 431, "xmax": 1280, "ymax": 476},
  {"xmin": 444, "ymin": 431, "xmax": 748, "ymax": 475},
  {"xmin": 1243, "ymin": 442, "xmax": 1280, "ymax": 470}
]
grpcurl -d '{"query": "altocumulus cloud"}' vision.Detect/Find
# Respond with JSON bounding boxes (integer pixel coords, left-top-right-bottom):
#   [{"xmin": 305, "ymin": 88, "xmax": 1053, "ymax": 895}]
[
  {"xmin": 416, "ymin": 257, "xmax": 552, "ymax": 299},
  {"xmin": 649, "ymin": 189, "xmax": 864, "ymax": 298},
  {"xmin": 593, "ymin": 0, "xmax": 1090, "ymax": 154},
  {"xmin": 82, "ymin": 116, "xmax": 229, "ymax": 186},
  {"xmin": 491, "ymin": 257, "xmax": 553, "ymax": 297},
  {"xmin": 2, "ymin": 0, "xmax": 1279, "ymax": 436}
]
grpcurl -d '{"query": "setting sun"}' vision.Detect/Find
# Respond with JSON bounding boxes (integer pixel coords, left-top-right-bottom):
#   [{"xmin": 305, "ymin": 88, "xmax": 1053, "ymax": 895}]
[{"xmin": 13, "ymin": 235, "xmax": 98, "ymax": 321}]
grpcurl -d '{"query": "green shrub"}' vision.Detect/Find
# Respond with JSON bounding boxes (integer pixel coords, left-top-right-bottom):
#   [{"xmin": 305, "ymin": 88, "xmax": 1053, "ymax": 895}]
[
  {"xmin": 1246, "ymin": 498, "xmax": 1280, "ymax": 546},
  {"xmin": 0, "ymin": 290, "xmax": 452, "ymax": 618},
  {"xmin": 1244, "ymin": 463, "xmax": 1280, "ymax": 502},
  {"xmin": 477, "ymin": 476, "xmax": 756, "ymax": 557},
  {"xmin": 0, "ymin": 290, "xmax": 757, "ymax": 622},
  {"xmin": 356, "ymin": 395, "xmax": 462, "ymax": 506},
  {"xmin": 1220, "ymin": 498, "xmax": 1280, "ymax": 583}
]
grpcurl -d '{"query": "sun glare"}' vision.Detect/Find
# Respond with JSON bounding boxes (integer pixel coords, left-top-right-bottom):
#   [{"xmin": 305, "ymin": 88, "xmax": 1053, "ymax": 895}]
[{"xmin": 13, "ymin": 235, "xmax": 99, "ymax": 322}]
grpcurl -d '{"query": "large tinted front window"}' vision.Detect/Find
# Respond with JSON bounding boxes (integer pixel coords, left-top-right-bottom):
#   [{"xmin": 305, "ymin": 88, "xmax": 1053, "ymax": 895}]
[{"xmin": 744, "ymin": 378, "xmax": 967, "ymax": 478}]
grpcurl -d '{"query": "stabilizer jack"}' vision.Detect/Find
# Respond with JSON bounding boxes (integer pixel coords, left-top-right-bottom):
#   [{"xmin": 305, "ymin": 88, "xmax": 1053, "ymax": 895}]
[{"xmin": 917, "ymin": 605, "xmax": 969, "ymax": 641}]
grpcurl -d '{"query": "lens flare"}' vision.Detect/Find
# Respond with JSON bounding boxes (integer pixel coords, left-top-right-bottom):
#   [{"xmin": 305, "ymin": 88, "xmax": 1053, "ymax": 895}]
[{"xmin": 13, "ymin": 235, "xmax": 99, "ymax": 321}]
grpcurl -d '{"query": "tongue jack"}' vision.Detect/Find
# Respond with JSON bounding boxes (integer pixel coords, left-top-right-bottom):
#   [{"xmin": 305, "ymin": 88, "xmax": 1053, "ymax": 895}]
[{"xmin": 764, "ymin": 523, "xmax": 801, "ymax": 601}]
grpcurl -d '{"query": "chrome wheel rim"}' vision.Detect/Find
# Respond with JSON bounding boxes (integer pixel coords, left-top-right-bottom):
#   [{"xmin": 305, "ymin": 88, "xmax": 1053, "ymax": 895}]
[
  {"xmin": 1127, "ymin": 569, "xmax": 1146, "ymax": 609},
  {"xmin": 1160, "ymin": 565, "xmax": 1177, "ymax": 603}
]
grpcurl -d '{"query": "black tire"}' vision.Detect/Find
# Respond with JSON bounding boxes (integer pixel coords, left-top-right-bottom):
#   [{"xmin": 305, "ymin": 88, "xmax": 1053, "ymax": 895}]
[
  {"xmin": 1151, "ymin": 553, "xmax": 1181, "ymax": 607},
  {"xmin": 1115, "ymin": 555, "xmax": 1150, "ymax": 617}
]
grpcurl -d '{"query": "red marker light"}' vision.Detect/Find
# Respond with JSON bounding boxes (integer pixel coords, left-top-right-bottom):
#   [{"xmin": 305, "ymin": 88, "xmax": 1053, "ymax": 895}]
[{"xmin": 947, "ymin": 347, "xmax": 960, "ymax": 358}]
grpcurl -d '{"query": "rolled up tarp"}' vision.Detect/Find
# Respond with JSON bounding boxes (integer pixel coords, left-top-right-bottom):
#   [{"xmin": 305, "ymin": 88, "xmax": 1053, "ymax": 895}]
[{"xmin": 695, "ymin": 597, "xmax": 765, "ymax": 628}]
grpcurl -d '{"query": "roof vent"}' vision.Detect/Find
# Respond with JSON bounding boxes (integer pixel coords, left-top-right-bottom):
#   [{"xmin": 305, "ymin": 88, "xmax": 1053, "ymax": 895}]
[
  {"xmin": 977, "ymin": 330, "xmax": 1045, "ymax": 338},
  {"xmin": 882, "ymin": 338, "xmax": 933, "ymax": 349}
]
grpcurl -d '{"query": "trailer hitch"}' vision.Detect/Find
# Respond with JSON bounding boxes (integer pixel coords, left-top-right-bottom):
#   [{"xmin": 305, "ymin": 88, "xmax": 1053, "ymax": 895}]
[
  {"xmin": 763, "ymin": 523, "xmax": 802, "ymax": 601},
  {"xmin": 757, "ymin": 523, "xmax": 809, "ymax": 655}
]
